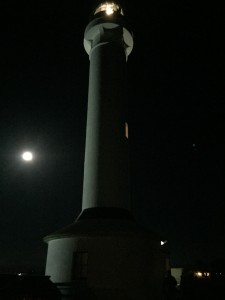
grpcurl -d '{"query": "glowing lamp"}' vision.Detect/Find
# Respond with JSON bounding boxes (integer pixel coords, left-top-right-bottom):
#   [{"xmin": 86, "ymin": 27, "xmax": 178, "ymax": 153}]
[
  {"xmin": 161, "ymin": 240, "xmax": 167, "ymax": 246},
  {"xmin": 94, "ymin": 2, "xmax": 124, "ymax": 16}
]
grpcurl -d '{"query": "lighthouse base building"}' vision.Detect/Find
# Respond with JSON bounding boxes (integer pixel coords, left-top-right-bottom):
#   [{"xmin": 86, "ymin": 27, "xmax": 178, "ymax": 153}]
[
  {"xmin": 44, "ymin": 2, "xmax": 170, "ymax": 299},
  {"xmin": 44, "ymin": 208, "xmax": 169, "ymax": 300}
]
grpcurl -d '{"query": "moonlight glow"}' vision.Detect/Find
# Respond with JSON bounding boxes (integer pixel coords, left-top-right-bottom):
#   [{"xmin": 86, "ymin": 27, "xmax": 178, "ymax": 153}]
[{"xmin": 22, "ymin": 151, "xmax": 33, "ymax": 161}]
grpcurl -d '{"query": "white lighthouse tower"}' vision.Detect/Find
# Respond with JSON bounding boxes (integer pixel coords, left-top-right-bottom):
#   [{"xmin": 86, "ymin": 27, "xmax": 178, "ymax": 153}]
[{"xmin": 44, "ymin": 2, "xmax": 169, "ymax": 299}]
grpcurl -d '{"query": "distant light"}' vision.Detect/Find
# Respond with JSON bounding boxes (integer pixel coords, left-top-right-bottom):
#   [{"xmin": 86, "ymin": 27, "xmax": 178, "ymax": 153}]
[
  {"xmin": 22, "ymin": 151, "xmax": 33, "ymax": 161},
  {"xmin": 161, "ymin": 240, "xmax": 167, "ymax": 246},
  {"xmin": 195, "ymin": 271, "xmax": 203, "ymax": 278},
  {"xmin": 18, "ymin": 273, "xmax": 22, "ymax": 276}
]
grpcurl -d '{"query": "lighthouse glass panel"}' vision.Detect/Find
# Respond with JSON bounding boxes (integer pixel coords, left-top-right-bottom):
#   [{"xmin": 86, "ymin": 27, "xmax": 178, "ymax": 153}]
[{"xmin": 94, "ymin": 2, "xmax": 124, "ymax": 16}]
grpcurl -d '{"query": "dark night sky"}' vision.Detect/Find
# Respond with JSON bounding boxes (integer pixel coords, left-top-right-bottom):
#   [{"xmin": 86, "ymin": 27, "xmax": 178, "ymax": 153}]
[{"xmin": 0, "ymin": 1, "xmax": 224, "ymax": 274}]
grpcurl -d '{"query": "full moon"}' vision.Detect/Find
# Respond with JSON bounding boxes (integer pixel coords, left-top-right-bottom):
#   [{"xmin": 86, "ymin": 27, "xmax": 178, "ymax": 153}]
[{"xmin": 22, "ymin": 151, "xmax": 33, "ymax": 161}]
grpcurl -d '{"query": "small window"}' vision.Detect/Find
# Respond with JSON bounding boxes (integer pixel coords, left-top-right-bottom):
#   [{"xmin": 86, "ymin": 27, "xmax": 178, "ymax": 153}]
[
  {"xmin": 125, "ymin": 122, "xmax": 129, "ymax": 139},
  {"xmin": 72, "ymin": 252, "xmax": 88, "ymax": 279}
]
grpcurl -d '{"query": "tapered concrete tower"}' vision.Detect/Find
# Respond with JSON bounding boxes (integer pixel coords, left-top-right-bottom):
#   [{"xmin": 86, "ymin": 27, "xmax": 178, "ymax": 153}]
[
  {"xmin": 81, "ymin": 1, "xmax": 132, "ymax": 214},
  {"xmin": 44, "ymin": 2, "xmax": 169, "ymax": 299}
]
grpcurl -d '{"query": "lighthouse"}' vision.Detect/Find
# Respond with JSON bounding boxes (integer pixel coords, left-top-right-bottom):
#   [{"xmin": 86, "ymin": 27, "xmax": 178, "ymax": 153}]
[{"xmin": 44, "ymin": 2, "xmax": 169, "ymax": 299}]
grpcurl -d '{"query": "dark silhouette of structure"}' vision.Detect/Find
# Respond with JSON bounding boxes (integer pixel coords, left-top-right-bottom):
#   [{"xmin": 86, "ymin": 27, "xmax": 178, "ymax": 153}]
[
  {"xmin": 163, "ymin": 270, "xmax": 178, "ymax": 300},
  {"xmin": 0, "ymin": 274, "xmax": 61, "ymax": 299}
]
